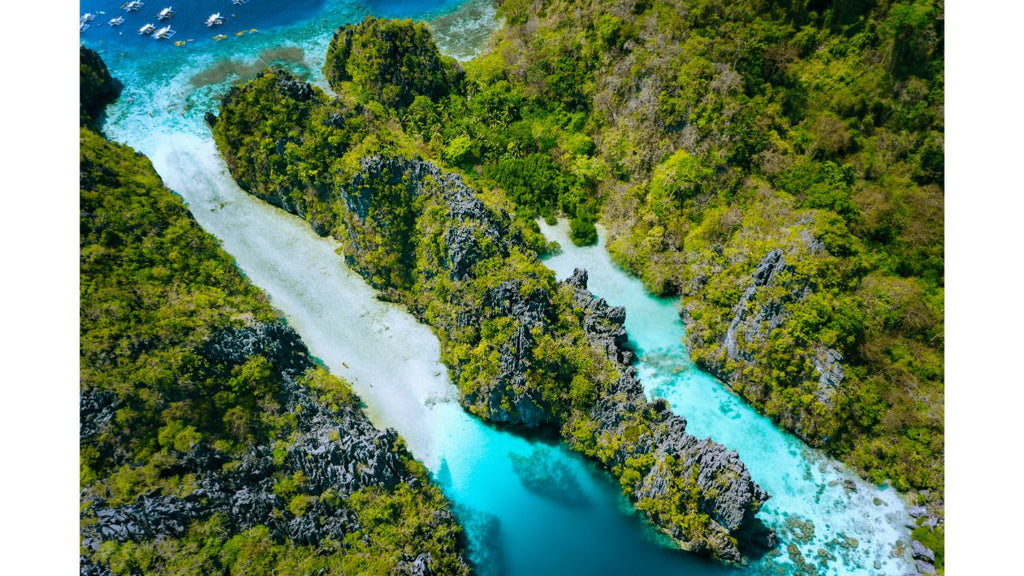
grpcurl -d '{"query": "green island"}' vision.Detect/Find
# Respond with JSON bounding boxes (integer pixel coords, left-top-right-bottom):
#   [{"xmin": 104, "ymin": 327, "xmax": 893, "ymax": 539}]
[
  {"xmin": 79, "ymin": 47, "xmax": 470, "ymax": 576},
  {"xmin": 209, "ymin": 0, "xmax": 944, "ymax": 568}
]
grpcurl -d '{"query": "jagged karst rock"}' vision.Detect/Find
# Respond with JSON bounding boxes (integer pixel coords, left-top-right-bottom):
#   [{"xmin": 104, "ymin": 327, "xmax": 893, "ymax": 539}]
[
  {"xmin": 812, "ymin": 346, "xmax": 845, "ymax": 407},
  {"xmin": 202, "ymin": 322, "xmax": 311, "ymax": 378},
  {"xmin": 911, "ymin": 539, "xmax": 935, "ymax": 562},
  {"xmin": 81, "ymin": 320, "xmax": 436, "ymax": 568},
  {"xmin": 211, "ymin": 63, "xmax": 774, "ymax": 560},
  {"xmin": 565, "ymin": 268, "xmax": 634, "ymax": 365},
  {"xmin": 399, "ymin": 552, "xmax": 436, "ymax": 576},
  {"xmin": 564, "ymin": 269, "xmax": 772, "ymax": 560},
  {"xmin": 723, "ymin": 248, "xmax": 788, "ymax": 360},
  {"xmin": 684, "ymin": 245, "xmax": 844, "ymax": 444},
  {"xmin": 338, "ymin": 155, "xmax": 775, "ymax": 560},
  {"xmin": 80, "ymin": 389, "xmax": 118, "ymax": 440}
]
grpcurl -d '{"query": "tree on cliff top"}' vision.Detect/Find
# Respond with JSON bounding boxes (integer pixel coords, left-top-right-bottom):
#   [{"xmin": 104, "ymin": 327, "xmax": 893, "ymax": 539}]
[{"xmin": 324, "ymin": 16, "xmax": 464, "ymax": 109}]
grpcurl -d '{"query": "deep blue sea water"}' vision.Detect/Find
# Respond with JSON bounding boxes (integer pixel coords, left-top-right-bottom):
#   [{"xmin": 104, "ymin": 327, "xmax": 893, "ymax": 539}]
[{"xmin": 83, "ymin": 1, "xmax": 917, "ymax": 574}]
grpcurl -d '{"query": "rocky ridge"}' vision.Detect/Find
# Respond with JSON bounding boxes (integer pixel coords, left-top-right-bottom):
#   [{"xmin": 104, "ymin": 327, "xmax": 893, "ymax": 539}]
[
  {"xmin": 326, "ymin": 155, "xmax": 772, "ymax": 562},
  {"xmin": 684, "ymin": 243, "xmax": 847, "ymax": 435},
  {"xmin": 211, "ymin": 70, "xmax": 773, "ymax": 563},
  {"xmin": 564, "ymin": 269, "xmax": 773, "ymax": 559},
  {"xmin": 80, "ymin": 323, "xmax": 463, "ymax": 575}
]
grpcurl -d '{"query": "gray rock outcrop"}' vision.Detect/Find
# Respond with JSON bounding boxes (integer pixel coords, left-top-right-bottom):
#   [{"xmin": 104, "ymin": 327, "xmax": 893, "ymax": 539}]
[
  {"xmin": 563, "ymin": 268, "xmax": 773, "ymax": 561},
  {"xmin": 80, "ymin": 322, "xmax": 447, "ymax": 574}
]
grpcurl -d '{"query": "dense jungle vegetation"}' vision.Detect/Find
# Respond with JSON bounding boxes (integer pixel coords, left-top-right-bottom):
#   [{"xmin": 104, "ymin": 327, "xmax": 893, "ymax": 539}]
[
  {"xmin": 415, "ymin": 0, "xmax": 945, "ymax": 498},
  {"xmin": 208, "ymin": 0, "xmax": 944, "ymax": 563},
  {"xmin": 461, "ymin": 0, "xmax": 946, "ymax": 562},
  {"xmin": 328, "ymin": 0, "xmax": 945, "ymax": 498},
  {"xmin": 79, "ymin": 49, "xmax": 469, "ymax": 575},
  {"xmin": 217, "ymin": 0, "xmax": 943, "ymax": 498},
  {"xmin": 211, "ymin": 20, "xmax": 773, "ymax": 562},
  {"xmin": 470, "ymin": 0, "xmax": 945, "ymax": 515}
]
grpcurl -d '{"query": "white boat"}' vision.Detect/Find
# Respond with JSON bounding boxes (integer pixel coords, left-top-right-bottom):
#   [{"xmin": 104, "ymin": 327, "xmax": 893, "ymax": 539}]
[
  {"xmin": 232, "ymin": 0, "xmax": 248, "ymax": 4},
  {"xmin": 81, "ymin": 13, "xmax": 96, "ymax": 23},
  {"xmin": 123, "ymin": 1, "xmax": 144, "ymax": 12},
  {"xmin": 153, "ymin": 26, "xmax": 176, "ymax": 40},
  {"xmin": 138, "ymin": 23, "xmax": 156, "ymax": 35},
  {"xmin": 204, "ymin": 13, "xmax": 224, "ymax": 27},
  {"xmin": 80, "ymin": 22, "xmax": 91, "ymax": 32},
  {"xmin": 109, "ymin": 16, "xmax": 125, "ymax": 26},
  {"xmin": 157, "ymin": 7, "xmax": 175, "ymax": 20}
]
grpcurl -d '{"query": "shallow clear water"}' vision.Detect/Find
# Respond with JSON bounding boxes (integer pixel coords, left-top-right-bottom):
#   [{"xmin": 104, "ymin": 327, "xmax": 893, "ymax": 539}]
[
  {"xmin": 84, "ymin": 1, "xmax": 914, "ymax": 574},
  {"xmin": 539, "ymin": 221, "xmax": 916, "ymax": 575}
]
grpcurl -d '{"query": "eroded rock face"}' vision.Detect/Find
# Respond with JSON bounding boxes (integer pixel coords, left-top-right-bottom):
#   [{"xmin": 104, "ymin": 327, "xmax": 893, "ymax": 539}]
[
  {"xmin": 80, "ymin": 322, "xmax": 434, "ymax": 569},
  {"xmin": 340, "ymin": 156, "xmax": 554, "ymax": 427},
  {"xmin": 686, "ymin": 246, "xmax": 845, "ymax": 439},
  {"xmin": 723, "ymin": 248, "xmax": 788, "ymax": 360},
  {"xmin": 565, "ymin": 269, "xmax": 634, "ymax": 365},
  {"xmin": 474, "ymin": 280, "xmax": 553, "ymax": 426},
  {"xmin": 562, "ymin": 268, "xmax": 772, "ymax": 561}
]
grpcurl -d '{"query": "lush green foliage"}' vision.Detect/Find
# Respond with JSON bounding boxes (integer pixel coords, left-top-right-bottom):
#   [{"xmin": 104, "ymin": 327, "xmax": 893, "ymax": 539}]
[
  {"xmin": 213, "ymin": 54, "xmax": 760, "ymax": 559},
  {"xmin": 298, "ymin": 1, "xmax": 943, "ymax": 558},
  {"xmin": 460, "ymin": 0, "xmax": 945, "ymax": 502},
  {"xmin": 80, "ymin": 125, "xmax": 469, "ymax": 574},
  {"xmin": 325, "ymin": 17, "xmax": 464, "ymax": 110}
]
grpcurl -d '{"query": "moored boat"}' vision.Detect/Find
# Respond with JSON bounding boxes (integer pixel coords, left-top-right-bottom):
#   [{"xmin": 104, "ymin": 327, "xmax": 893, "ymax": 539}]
[
  {"xmin": 204, "ymin": 13, "xmax": 224, "ymax": 27},
  {"xmin": 153, "ymin": 26, "xmax": 176, "ymax": 40},
  {"xmin": 138, "ymin": 23, "xmax": 156, "ymax": 35},
  {"xmin": 157, "ymin": 7, "xmax": 175, "ymax": 20},
  {"xmin": 108, "ymin": 16, "xmax": 125, "ymax": 27},
  {"xmin": 123, "ymin": 1, "xmax": 144, "ymax": 12}
]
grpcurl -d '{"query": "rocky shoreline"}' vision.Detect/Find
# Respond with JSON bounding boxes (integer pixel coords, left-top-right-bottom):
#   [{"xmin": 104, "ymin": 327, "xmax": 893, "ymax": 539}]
[
  {"xmin": 81, "ymin": 323, "xmax": 460, "ymax": 576},
  {"xmin": 211, "ymin": 89, "xmax": 776, "ymax": 561},
  {"xmin": 563, "ymin": 269, "xmax": 775, "ymax": 558},
  {"xmin": 80, "ymin": 53, "xmax": 471, "ymax": 573}
]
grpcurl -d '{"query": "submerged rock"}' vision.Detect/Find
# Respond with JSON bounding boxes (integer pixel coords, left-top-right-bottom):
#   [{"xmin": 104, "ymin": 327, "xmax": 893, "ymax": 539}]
[{"xmin": 509, "ymin": 447, "xmax": 590, "ymax": 509}]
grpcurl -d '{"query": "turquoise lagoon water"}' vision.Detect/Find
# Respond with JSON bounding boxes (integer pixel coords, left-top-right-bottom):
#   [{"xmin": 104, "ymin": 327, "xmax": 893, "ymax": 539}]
[{"xmin": 83, "ymin": 1, "xmax": 914, "ymax": 573}]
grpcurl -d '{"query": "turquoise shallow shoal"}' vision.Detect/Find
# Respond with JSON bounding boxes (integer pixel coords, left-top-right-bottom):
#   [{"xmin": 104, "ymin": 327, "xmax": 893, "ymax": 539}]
[
  {"xmin": 539, "ymin": 220, "xmax": 915, "ymax": 575},
  {"xmin": 85, "ymin": 1, "xmax": 914, "ymax": 573}
]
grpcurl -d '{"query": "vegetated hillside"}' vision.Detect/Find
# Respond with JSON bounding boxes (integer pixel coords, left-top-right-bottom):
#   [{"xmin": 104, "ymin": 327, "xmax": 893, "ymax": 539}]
[
  {"xmin": 210, "ymin": 21, "xmax": 775, "ymax": 563},
  {"xmin": 383, "ymin": 0, "xmax": 943, "ymax": 511},
  {"xmin": 309, "ymin": 3, "xmax": 944, "ymax": 567},
  {"xmin": 452, "ymin": 0, "xmax": 945, "ymax": 568},
  {"xmin": 79, "ymin": 50, "xmax": 470, "ymax": 576}
]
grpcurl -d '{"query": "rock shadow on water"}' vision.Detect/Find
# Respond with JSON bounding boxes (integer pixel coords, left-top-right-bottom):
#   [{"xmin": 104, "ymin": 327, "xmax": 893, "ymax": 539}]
[
  {"xmin": 433, "ymin": 459, "xmax": 508, "ymax": 576},
  {"xmin": 508, "ymin": 447, "xmax": 591, "ymax": 510},
  {"xmin": 190, "ymin": 47, "xmax": 310, "ymax": 88},
  {"xmin": 453, "ymin": 502, "xmax": 508, "ymax": 576}
]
